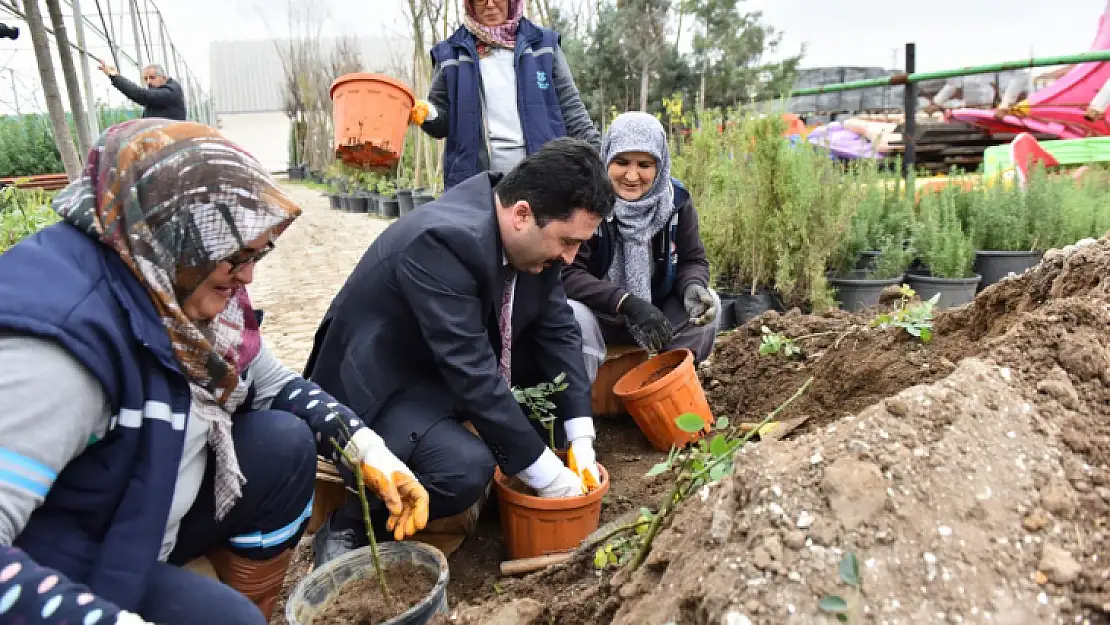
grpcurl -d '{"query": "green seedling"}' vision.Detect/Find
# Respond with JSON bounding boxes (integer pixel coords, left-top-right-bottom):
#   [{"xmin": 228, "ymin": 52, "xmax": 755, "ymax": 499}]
[
  {"xmin": 759, "ymin": 325, "xmax": 802, "ymax": 358},
  {"xmin": 819, "ymin": 551, "xmax": 862, "ymax": 623},
  {"xmin": 869, "ymin": 284, "xmax": 939, "ymax": 343},
  {"xmin": 512, "ymin": 372, "xmax": 568, "ymax": 450}
]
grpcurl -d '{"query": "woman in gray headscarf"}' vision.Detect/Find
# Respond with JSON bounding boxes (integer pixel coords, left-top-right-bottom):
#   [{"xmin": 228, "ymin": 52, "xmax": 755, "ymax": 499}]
[{"xmin": 561, "ymin": 111, "xmax": 720, "ymax": 381}]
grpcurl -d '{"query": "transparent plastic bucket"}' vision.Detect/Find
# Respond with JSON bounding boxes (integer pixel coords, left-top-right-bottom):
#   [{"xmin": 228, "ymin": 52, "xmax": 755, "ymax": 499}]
[{"xmin": 286, "ymin": 542, "xmax": 449, "ymax": 625}]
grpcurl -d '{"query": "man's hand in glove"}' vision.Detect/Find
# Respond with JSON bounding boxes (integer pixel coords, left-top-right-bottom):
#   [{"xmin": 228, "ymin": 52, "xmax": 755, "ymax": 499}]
[
  {"xmin": 347, "ymin": 429, "xmax": 430, "ymax": 540},
  {"xmin": 619, "ymin": 294, "xmax": 673, "ymax": 353},
  {"xmin": 682, "ymin": 283, "xmax": 717, "ymax": 326},
  {"xmin": 410, "ymin": 100, "xmax": 436, "ymax": 125},
  {"xmin": 536, "ymin": 466, "xmax": 587, "ymax": 498}
]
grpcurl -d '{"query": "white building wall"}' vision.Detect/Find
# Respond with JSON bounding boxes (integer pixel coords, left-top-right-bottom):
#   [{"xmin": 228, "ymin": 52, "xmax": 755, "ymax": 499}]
[{"xmin": 216, "ymin": 111, "xmax": 292, "ymax": 173}]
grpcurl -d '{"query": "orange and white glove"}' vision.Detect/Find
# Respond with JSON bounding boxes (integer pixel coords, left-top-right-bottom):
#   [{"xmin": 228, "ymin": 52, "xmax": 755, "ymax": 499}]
[
  {"xmin": 567, "ymin": 436, "xmax": 600, "ymax": 492},
  {"xmin": 347, "ymin": 429, "xmax": 430, "ymax": 540},
  {"xmin": 410, "ymin": 100, "xmax": 436, "ymax": 125}
]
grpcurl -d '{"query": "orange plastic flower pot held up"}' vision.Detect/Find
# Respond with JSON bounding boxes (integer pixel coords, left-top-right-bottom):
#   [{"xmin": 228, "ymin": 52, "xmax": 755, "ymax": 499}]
[
  {"xmin": 329, "ymin": 73, "xmax": 414, "ymax": 169},
  {"xmin": 612, "ymin": 348, "xmax": 715, "ymax": 452},
  {"xmin": 493, "ymin": 461, "xmax": 609, "ymax": 561}
]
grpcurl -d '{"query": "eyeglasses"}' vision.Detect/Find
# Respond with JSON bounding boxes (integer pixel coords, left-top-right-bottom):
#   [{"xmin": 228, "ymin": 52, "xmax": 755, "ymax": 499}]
[{"xmin": 223, "ymin": 241, "xmax": 274, "ymax": 274}]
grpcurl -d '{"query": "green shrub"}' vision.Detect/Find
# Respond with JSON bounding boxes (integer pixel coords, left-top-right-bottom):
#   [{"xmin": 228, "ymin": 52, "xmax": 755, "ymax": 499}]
[
  {"xmin": 913, "ymin": 184, "xmax": 976, "ymax": 279},
  {"xmin": 0, "ymin": 186, "xmax": 57, "ymax": 253}
]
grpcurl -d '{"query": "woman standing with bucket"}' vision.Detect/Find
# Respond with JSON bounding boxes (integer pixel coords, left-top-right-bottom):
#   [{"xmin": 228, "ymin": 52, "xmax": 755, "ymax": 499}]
[{"xmin": 410, "ymin": 0, "xmax": 601, "ymax": 189}]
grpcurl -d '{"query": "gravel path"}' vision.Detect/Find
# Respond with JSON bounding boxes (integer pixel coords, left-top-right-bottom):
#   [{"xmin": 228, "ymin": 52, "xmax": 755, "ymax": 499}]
[{"xmin": 250, "ymin": 183, "xmax": 391, "ymax": 368}]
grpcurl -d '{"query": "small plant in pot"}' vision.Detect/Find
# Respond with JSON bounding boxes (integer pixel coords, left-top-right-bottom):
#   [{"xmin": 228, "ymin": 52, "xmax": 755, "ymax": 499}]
[
  {"xmin": 907, "ymin": 184, "xmax": 980, "ymax": 309},
  {"xmin": 965, "ymin": 169, "xmax": 1044, "ymax": 291},
  {"xmin": 377, "ymin": 179, "xmax": 401, "ymax": 219},
  {"xmin": 828, "ymin": 173, "xmax": 914, "ymax": 312},
  {"xmin": 286, "ymin": 432, "xmax": 449, "ymax": 624},
  {"xmin": 493, "ymin": 373, "xmax": 610, "ymax": 561}
]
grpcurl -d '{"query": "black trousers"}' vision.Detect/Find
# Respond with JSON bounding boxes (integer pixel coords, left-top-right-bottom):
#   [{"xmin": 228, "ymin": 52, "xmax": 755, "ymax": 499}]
[{"xmin": 332, "ymin": 352, "xmax": 562, "ymax": 537}]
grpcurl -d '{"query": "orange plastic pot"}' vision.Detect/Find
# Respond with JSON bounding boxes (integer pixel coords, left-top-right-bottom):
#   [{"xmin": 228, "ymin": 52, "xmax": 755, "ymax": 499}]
[
  {"xmin": 493, "ymin": 460, "xmax": 609, "ymax": 561},
  {"xmin": 613, "ymin": 349, "xmax": 714, "ymax": 452},
  {"xmin": 329, "ymin": 73, "xmax": 414, "ymax": 169}
]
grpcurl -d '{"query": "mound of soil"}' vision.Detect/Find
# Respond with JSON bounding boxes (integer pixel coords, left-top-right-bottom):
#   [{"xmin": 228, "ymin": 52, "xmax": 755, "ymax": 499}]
[{"xmin": 450, "ymin": 237, "xmax": 1110, "ymax": 624}]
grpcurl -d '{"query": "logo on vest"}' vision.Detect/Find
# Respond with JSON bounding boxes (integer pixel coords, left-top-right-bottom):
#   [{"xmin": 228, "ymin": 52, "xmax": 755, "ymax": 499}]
[{"xmin": 536, "ymin": 70, "xmax": 549, "ymax": 90}]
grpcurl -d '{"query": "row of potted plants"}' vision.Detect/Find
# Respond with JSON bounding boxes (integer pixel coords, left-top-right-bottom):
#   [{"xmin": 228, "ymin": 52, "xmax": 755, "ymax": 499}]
[
  {"xmin": 674, "ymin": 112, "xmax": 1110, "ymax": 324},
  {"xmin": 323, "ymin": 163, "xmax": 437, "ymax": 219}
]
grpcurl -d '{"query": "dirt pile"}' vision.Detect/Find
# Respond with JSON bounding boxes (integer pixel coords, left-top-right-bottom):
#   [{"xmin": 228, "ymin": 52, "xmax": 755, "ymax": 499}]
[{"xmin": 451, "ymin": 236, "xmax": 1110, "ymax": 624}]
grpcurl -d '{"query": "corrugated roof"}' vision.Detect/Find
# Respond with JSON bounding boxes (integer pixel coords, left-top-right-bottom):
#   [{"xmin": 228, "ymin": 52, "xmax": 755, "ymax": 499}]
[{"xmin": 210, "ymin": 37, "xmax": 414, "ymax": 114}]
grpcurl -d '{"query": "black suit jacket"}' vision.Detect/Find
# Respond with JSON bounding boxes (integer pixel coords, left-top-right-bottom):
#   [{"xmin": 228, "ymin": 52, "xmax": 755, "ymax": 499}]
[{"xmin": 304, "ymin": 172, "xmax": 592, "ymax": 475}]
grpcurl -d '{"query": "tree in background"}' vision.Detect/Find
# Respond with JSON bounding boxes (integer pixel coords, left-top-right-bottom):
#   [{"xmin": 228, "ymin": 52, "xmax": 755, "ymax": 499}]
[{"xmin": 22, "ymin": 0, "xmax": 82, "ymax": 179}]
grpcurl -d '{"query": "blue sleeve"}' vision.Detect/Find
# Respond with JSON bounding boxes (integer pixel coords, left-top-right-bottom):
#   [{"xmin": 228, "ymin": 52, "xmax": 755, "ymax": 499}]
[
  {"xmin": 0, "ymin": 546, "xmax": 126, "ymax": 624},
  {"xmin": 269, "ymin": 377, "xmax": 368, "ymax": 463}
]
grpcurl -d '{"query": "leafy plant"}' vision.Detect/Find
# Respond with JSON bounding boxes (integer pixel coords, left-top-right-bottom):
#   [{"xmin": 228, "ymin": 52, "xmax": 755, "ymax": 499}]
[
  {"xmin": 512, "ymin": 372, "xmax": 569, "ymax": 450},
  {"xmin": 612, "ymin": 377, "xmax": 814, "ymax": 572},
  {"xmin": 912, "ymin": 183, "xmax": 976, "ymax": 279},
  {"xmin": 376, "ymin": 178, "xmax": 397, "ymax": 198},
  {"xmin": 820, "ymin": 551, "xmax": 863, "ymax": 623},
  {"xmin": 758, "ymin": 325, "xmax": 801, "ymax": 358},
  {"xmin": 869, "ymin": 284, "xmax": 939, "ymax": 342},
  {"xmin": 0, "ymin": 185, "xmax": 58, "ymax": 253}
]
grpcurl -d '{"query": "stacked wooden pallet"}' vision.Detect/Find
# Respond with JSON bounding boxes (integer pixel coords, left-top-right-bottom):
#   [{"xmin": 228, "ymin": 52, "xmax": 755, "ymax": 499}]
[
  {"xmin": 0, "ymin": 173, "xmax": 69, "ymax": 191},
  {"xmin": 883, "ymin": 120, "xmax": 1057, "ymax": 173}
]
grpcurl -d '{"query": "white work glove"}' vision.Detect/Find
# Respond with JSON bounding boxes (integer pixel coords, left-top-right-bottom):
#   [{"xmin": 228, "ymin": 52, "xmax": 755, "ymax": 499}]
[
  {"xmin": 568, "ymin": 436, "xmax": 600, "ymax": 489},
  {"xmin": 346, "ymin": 428, "xmax": 430, "ymax": 540},
  {"xmin": 116, "ymin": 611, "xmax": 156, "ymax": 625},
  {"xmin": 536, "ymin": 466, "xmax": 587, "ymax": 498}
]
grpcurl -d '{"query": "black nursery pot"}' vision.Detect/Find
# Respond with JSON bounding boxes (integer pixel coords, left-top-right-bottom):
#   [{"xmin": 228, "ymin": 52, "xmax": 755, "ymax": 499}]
[
  {"xmin": 397, "ymin": 188, "xmax": 415, "ymax": 216},
  {"xmin": 972, "ymin": 250, "xmax": 1043, "ymax": 291},
  {"xmin": 380, "ymin": 198, "xmax": 401, "ymax": 218}
]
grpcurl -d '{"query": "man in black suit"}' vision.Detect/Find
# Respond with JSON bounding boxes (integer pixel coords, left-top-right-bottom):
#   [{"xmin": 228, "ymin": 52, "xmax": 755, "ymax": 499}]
[{"xmin": 305, "ymin": 138, "xmax": 615, "ymax": 565}]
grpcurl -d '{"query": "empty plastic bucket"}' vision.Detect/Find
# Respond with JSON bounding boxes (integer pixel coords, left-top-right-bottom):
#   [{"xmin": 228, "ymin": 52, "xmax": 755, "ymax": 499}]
[
  {"xmin": 613, "ymin": 349, "xmax": 714, "ymax": 452},
  {"xmin": 330, "ymin": 73, "xmax": 415, "ymax": 169}
]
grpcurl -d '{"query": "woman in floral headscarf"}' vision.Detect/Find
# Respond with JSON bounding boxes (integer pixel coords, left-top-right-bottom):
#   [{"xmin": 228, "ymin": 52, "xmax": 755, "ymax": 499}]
[
  {"xmin": 0, "ymin": 119, "xmax": 427, "ymax": 625},
  {"xmin": 408, "ymin": 0, "xmax": 601, "ymax": 189}
]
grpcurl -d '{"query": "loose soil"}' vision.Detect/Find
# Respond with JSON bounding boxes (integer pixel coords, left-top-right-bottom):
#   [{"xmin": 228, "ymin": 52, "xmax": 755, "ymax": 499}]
[
  {"xmin": 448, "ymin": 237, "xmax": 1110, "ymax": 624},
  {"xmin": 309, "ymin": 562, "xmax": 437, "ymax": 624},
  {"xmin": 260, "ymin": 186, "xmax": 1109, "ymax": 623}
]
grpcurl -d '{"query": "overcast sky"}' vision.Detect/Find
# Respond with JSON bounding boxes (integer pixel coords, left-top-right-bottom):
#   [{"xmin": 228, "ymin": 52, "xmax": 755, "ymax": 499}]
[{"xmin": 0, "ymin": 0, "xmax": 1106, "ymax": 115}]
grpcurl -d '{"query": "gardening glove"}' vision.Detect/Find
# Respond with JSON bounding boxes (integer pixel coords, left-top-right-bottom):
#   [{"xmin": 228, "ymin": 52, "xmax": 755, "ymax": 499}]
[
  {"xmin": 567, "ymin": 436, "xmax": 600, "ymax": 492},
  {"xmin": 410, "ymin": 100, "xmax": 436, "ymax": 125},
  {"xmin": 619, "ymin": 294, "xmax": 674, "ymax": 353},
  {"xmin": 536, "ymin": 466, "xmax": 587, "ymax": 498},
  {"xmin": 347, "ymin": 429, "xmax": 430, "ymax": 540},
  {"xmin": 682, "ymin": 283, "xmax": 717, "ymax": 327}
]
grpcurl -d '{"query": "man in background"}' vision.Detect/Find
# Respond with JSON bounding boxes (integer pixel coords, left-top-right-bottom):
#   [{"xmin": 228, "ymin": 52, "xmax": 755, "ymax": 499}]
[{"xmin": 99, "ymin": 62, "xmax": 187, "ymax": 121}]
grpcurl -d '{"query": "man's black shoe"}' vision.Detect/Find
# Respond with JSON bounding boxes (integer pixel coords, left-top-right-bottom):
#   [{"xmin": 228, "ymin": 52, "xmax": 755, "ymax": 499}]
[{"xmin": 312, "ymin": 516, "xmax": 368, "ymax": 568}]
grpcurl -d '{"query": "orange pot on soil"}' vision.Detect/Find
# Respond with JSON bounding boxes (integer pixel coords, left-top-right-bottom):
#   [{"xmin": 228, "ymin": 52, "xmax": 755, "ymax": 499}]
[
  {"xmin": 330, "ymin": 73, "xmax": 414, "ymax": 169},
  {"xmin": 613, "ymin": 348, "xmax": 714, "ymax": 452},
  {"xmin": 493, "ymin": 461, "xmax": 609, "ymax": 561}
]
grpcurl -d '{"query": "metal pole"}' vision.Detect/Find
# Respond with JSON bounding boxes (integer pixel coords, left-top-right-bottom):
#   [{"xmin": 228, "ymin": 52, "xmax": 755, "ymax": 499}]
[
  {"xmin": 128, "ymin": 0, "xmax": 145, "ymax": 72},
  {"xmin": 788, "ymin": 49, "xmax": 1110, "ymax": 97},
  {"xmin": 70, "ymin": 0, "xmax": 101, "ymax": 139},
  {"xmin": 7, "ymin": 68, "xmax": 20, "ymax": 115},
  {"xmin": 903, "ymin": 43, "xmax": 916, "ymax": 184}
]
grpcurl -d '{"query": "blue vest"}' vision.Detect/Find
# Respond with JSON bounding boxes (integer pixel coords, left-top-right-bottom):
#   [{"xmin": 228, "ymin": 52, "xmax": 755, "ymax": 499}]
[
  {"xmin": 430, "ymin": 19, "xmax": 568, "ymax": 189},
  {"xmin": 588, "ymin": 179, "xmax": 691, "ymax": 304},
  {"xmin": 0, "ymin": 223, "xmax": 191, "ymax": 611}
]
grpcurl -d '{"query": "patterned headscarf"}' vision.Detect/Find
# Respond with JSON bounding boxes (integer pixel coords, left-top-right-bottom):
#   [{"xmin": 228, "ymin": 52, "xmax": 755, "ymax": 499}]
[
  {"xmin": 601, "ymin": 112, "xmax": 676, "ymax": 303},
  {"xmin": 53, "ymin": 118, "xmax": 302, "ymax": 519},
  {"xmin": 464, "ymin": 0, "xmax": 524, "ymax": 57}
]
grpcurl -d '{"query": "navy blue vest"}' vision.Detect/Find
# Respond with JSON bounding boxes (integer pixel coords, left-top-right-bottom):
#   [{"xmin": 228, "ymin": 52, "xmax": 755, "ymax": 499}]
[
  {"xmin": 0, "ymin": 223, "xmax": 191, "ymax": 611},
  {"xmin": 587, "ymin": 179, "xmax": 691, "ymax": 304},
  {"xmin": 430, "ymin": 19, "xmax": 568, "ymax": 189}
]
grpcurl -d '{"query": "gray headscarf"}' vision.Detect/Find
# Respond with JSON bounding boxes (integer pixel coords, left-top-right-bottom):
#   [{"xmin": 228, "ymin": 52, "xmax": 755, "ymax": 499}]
[{"xmin": 602, "ymin": 112, "xmax": 676, "ymax": 303}]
